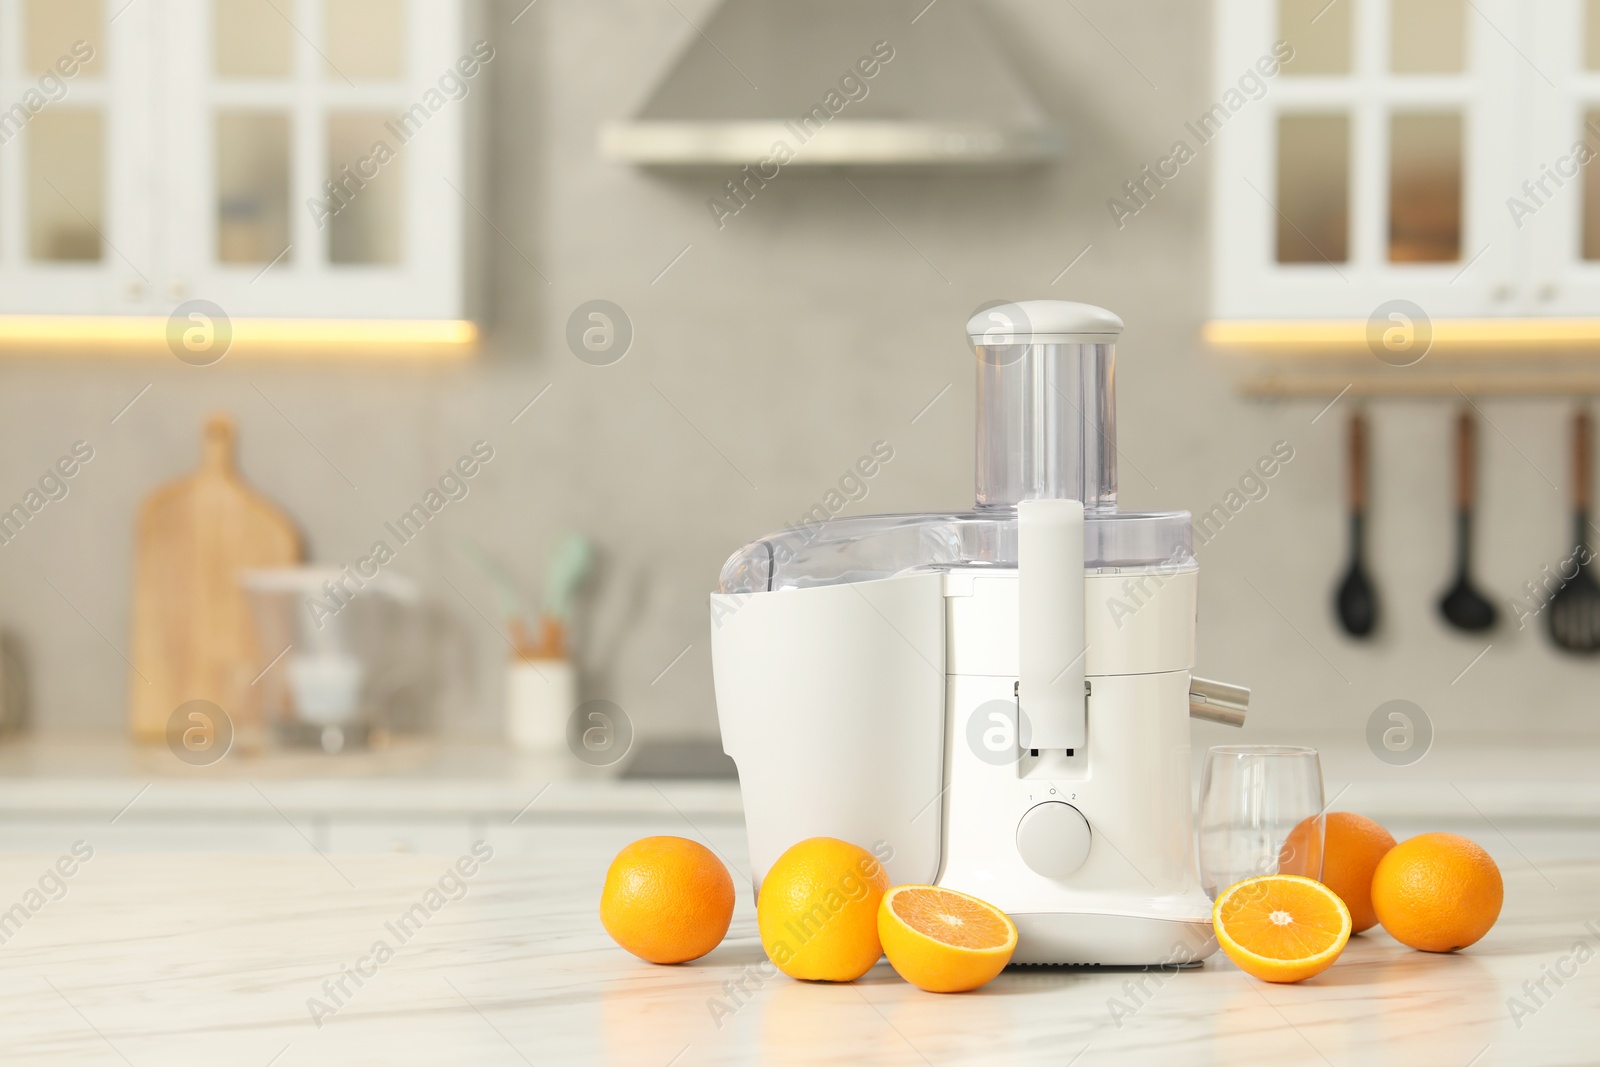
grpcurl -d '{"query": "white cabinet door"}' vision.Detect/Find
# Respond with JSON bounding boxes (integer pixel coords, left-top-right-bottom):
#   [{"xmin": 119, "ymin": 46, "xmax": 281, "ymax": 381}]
[
  {"xmin": 1523, "ymin": 0, "xmax": 1600, "ymax": 316},
  {"xmin": 1213, "ymin": 0, "xmax": 1528, "ymax": 321},
  {"xmin": 161, "ymin": 0, "xmax": 473, "ymax": 320},
  {"xmin": 0, "ymin": 0, "xmax": 478, "ymax": 322},
  {"xmin": 0, "ymin": 0, "xmax": 155, "ymax": 315}
]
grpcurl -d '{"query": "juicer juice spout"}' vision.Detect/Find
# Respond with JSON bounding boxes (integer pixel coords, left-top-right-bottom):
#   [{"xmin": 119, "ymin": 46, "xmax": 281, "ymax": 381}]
[
  {"xmin": 1188, "ymin": 676, "xmax": 1251, "ymax": 727},
  {"xmin": 1018, "ymin": 498, "xmax": 1087, "ymax": 751}
]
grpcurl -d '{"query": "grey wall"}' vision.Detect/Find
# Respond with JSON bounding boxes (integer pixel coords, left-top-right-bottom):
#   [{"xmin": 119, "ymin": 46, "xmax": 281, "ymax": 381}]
[{"xmin": 3, "ymin": 0, "xmax": 1595, "ymax": 744}]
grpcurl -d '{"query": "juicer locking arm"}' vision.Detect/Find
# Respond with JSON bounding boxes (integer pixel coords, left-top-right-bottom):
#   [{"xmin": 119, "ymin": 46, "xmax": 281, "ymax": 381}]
[
  {"xmin": 1018, "ymin": 499, "xmax": 1087, "ymax": 751},
  {"xmin": 1188, "ymin": 676, "xmax": 1250, "ymax": 727}
]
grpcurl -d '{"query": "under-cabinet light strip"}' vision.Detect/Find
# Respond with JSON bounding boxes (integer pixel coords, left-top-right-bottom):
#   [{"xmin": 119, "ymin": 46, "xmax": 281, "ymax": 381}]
[
  {"xmin": 1205, "ymin": 319, "xmax": 1600, "ymax": 350},
  {"xmin": 0, "ymin": 316, "xmax": 478, "ymax": 356}
]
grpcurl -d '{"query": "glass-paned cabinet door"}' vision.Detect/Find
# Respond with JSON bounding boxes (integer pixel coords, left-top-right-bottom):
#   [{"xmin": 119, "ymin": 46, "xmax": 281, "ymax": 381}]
[
  {"xmin": 1524, "ymin": 0, "xmax": 1600, "ymax": 316},
  {"xmin": 162, "ymin": 0, "xmax": 472, "ymax": 319},
  {"xmin": 1213, "ymin": 0, "xmax": 1523, "ymax": 320},
  {"xmin": 0, "ymin": 0, "xmax": 153, "ymax": 314}
]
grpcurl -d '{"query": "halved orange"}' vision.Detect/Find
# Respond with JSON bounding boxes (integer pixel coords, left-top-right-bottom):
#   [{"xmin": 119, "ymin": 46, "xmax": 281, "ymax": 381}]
[
  {"xmin": 1213, "ymin": 874, "xmax": 1351, "ymax": 983},
  {"xmin": 877, "ymin": 885, "xmax": 1017, "ymax": 993}
]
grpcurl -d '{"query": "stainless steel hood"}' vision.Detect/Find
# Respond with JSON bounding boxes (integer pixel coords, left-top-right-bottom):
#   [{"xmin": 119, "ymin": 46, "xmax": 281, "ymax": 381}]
[{"xmin": 599, "ymin": 0, "xmax": 1062, "ymax": 167}]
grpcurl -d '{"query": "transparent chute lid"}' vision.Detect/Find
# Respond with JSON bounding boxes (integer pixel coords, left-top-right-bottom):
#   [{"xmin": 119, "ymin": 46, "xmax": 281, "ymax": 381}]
[
  {"xmin": 716, "ymin": 300, "xmax": 1194, "ymax": 594},
  {"xmin": 718, "ymin": 511, "xmax": 1193, "ymax": 593}
]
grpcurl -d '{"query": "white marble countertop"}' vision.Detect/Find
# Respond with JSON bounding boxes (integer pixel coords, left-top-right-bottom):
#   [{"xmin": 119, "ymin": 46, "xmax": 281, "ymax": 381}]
[{"xmin": 3, "ymin": 815, "xmax": 1596, "ymax": 1066}]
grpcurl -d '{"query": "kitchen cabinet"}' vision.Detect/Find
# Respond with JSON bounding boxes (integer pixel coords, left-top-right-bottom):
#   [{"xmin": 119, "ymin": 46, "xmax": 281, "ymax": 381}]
[
  {"xmin": 1529, "ymin": 0, "xmax": 1600, "ymax": 317},
  {"xmin": 0, "ymin": 815, "xmax": 316, "ymax": 854},
  {"xmin": 0, "ymin": 0, "xmax": 483, "ymax": 343},
  {"xmin": 1212, "ymin": 0, "xmax": 1600, "ymax": 324},
  {"xmin": 0, "ymin": 813, "xmax": 744, "ymax": 858}
]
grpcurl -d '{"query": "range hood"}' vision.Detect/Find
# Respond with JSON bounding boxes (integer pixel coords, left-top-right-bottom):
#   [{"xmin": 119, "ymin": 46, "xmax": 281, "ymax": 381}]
[{"xmin": 599, "ymin": 0, "xmax": 1062, "ymax": 167}]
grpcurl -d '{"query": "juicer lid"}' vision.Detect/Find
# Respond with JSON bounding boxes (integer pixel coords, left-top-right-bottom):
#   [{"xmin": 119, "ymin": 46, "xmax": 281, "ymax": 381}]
[{"xmin": 967, "ymin": 300, "xmax": 1124, "ymax": 345}]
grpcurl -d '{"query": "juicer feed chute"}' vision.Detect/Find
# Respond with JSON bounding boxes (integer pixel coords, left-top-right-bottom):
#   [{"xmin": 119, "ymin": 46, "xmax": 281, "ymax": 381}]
[{"xmin": 972, "ymin": 301, "xmax": 1120, "ymax": 513}]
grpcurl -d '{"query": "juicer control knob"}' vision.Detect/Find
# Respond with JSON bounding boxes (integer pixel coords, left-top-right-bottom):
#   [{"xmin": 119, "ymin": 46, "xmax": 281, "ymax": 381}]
[{"xmin": 1016, "ymin": 802, "xmax": 1091, "ymax": 879}]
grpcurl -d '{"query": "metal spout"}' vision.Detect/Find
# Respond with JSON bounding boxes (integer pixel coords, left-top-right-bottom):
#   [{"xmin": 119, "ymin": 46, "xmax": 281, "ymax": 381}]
[{"xmin": 1189, "ymin": 676, "xmax": 1249, "ymax": 727}]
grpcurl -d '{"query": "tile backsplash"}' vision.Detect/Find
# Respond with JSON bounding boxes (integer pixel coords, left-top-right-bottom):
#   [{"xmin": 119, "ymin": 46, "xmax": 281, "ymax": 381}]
[{"xmin": 0, "ymin": 0, "xmax": 1593, "ymax": 744}]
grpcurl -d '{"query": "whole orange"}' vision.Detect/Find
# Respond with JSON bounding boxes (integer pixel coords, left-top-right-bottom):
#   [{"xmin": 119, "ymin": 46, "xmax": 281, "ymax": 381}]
[
  {"xmin": 1318, "ymin": 812, "xmax": 1397, "ymax": 932},
  {"xmin": 1371, "ymin": 832, "xmax": 1502, "ymax": 952},
  {"xmin": 757, "ymin": 837, "xmax": 890, "ymax": 981},
  {"xmin": 600, "ymin": 836, "xmax": 734, "ymax": 964}
]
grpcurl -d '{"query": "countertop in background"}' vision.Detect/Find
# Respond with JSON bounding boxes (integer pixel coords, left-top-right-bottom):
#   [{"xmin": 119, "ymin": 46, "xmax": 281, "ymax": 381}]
[{"xmin": 0, "ymin": 733, "xmax": 739, "ymax": 818}]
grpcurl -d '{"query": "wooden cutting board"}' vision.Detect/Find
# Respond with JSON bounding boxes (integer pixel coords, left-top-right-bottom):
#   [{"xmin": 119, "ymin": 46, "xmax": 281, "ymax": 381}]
[{"xmin": 128, "ymin": 415, "xmax": 301, "ymax": 742}]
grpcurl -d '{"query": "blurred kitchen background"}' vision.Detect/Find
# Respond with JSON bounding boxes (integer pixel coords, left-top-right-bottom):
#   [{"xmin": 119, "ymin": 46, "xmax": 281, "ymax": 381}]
[{"xmin": 2, "ymin": 0, "xmax": 1599, "ymax": 806}]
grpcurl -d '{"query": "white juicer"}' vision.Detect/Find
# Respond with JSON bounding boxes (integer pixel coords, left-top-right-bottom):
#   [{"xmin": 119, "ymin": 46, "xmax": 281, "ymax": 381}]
[{"xmin": 710, "ymin": 301, "xmax": 1249, "ymax": 966}]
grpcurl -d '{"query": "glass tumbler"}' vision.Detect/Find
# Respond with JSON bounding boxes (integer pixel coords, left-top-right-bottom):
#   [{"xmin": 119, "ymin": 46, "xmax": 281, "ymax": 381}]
[{"xmin": 1197, "ymin": 745, "xmax": 1325, "ymax": 900}]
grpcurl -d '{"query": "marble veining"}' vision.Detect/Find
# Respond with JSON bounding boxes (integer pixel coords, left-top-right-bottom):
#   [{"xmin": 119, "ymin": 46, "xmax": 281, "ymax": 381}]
[{"xmin": 0, "ymin": 818, "xmax": 1595, "ymax": 1065}]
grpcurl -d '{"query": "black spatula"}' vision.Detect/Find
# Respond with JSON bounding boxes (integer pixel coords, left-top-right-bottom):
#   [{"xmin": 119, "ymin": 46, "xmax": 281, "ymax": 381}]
[
  {"xmin": 1548, "ymin": 410, "xmax": 1600, "ymax": 654},
  {"xmin": 1439, "ymin": 409, "xmax": 1498, "ymax": 632},
  {"xmin": 1335, "ymin": 410, "xmax": 1378, "ymax": 638}
]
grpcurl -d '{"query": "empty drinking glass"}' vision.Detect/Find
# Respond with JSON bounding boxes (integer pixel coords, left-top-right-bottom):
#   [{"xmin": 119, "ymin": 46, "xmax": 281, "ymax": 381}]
[{"xmin": 1197, "ymin": 745, "xmax": 1325, "ymax": 900}]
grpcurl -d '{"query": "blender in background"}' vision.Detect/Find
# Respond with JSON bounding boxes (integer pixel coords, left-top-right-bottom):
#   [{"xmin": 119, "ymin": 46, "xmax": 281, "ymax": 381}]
[{"xmin": 243, "ymin": 568, "xmax": 436, "ymax": 753}]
